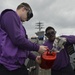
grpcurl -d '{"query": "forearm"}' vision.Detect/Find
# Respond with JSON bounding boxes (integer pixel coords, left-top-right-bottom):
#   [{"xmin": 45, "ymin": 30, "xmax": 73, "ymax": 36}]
[
  {"xmin": 61, "ymin": 35, "xmax": 75, "ymax": 44},
  {"xmin": 28, "ymin": 52, "xmax": 36, "ymax": 60}
]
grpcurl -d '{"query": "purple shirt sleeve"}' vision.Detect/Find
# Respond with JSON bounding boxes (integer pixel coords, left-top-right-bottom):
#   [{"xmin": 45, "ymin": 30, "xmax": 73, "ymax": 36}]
[
  {"xmin": 61, "ymin": 35, "xmax": 75, "ymax": 44},
  {"xmin": 28, "ymin": 52, "xmax": 36, "ymax": 60},
  {"xmin": 2, "ymin": 11, "xmax": 39, "ymax": 51}
]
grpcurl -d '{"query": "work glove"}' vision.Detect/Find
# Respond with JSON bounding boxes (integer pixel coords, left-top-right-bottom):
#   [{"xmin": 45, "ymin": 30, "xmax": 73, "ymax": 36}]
[{"xmin": 52, "ymin": 37, "xmax": 67, "ymax": 53}]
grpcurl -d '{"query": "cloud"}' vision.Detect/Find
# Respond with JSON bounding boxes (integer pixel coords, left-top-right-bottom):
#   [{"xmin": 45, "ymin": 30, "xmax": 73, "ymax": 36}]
[{"xmin": 0, "ymin": 0, "xmax": 75, "ymax": 37}]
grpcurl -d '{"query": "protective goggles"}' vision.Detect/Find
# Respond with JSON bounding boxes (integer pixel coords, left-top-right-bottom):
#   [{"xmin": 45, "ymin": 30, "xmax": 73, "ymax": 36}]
[
  {"xmin": 45, "ymin": 31, "xmax": 56, "ymax": 36},
  {"xmin": 24, "ymin": 7, "xmax": 33, "ymax": 21}
]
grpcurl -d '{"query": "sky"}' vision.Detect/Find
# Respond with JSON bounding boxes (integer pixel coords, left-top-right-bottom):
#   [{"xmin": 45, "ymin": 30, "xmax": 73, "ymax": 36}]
[{"xmin": 0, "ymin": 0, "xmax": 75, "ymax": 38}]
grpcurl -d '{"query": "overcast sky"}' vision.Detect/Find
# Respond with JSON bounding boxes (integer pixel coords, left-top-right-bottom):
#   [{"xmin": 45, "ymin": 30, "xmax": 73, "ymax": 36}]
[{"xmin": 0, "ymin": 0, "xmax": 75, "ymax": 38}]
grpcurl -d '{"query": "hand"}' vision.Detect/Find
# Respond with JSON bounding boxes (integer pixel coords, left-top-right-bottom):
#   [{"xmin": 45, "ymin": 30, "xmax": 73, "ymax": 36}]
[
  {"xmin": 56, "ymin": 37, "xmax": 67, "ymax": 46},
  {"xmin": 36, "ymin": 56, "xmax": 41, "ymax": 64},
  {"xmin": 52, "ymin": 37, "xmax": 67, "ymax": 52},
  {"xmin": 38, "ymin": 45, "xmax": 48, "ymax": 54}
]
